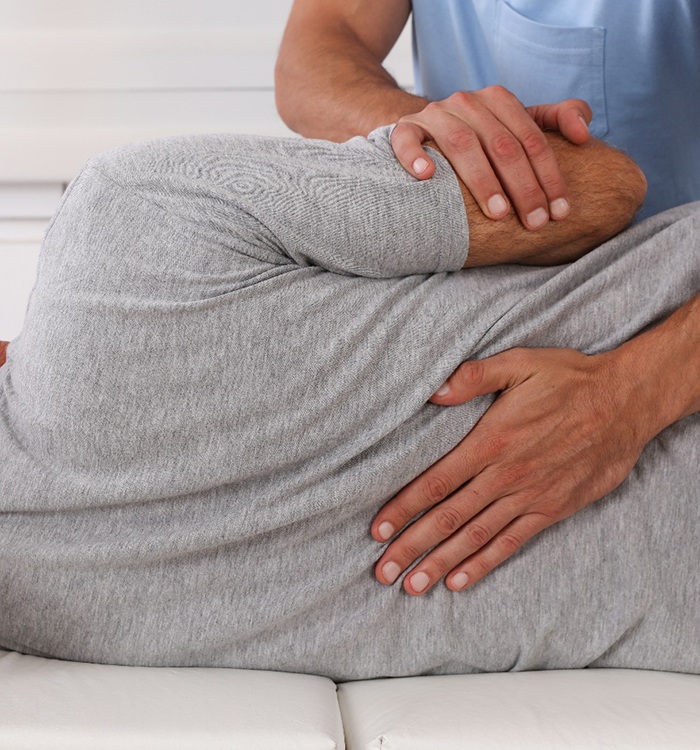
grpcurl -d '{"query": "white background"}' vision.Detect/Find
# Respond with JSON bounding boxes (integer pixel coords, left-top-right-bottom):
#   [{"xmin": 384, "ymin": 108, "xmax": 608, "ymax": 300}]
[{"xmin": 0, "ymin": 0, "xmax": 413, "ymax": 339}]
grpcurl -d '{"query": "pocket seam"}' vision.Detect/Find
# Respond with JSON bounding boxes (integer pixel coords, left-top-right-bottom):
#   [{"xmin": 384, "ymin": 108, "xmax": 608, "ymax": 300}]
[{"xmin": 495, "ymin": 0, "xmax": 609, "ymax": 137}]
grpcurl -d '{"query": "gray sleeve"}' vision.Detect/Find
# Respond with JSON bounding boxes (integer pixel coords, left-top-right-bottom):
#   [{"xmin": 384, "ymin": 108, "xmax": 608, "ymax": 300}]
[{"xmin": 86, "ymin": 126, "xmax": 470, "ymax": 278}]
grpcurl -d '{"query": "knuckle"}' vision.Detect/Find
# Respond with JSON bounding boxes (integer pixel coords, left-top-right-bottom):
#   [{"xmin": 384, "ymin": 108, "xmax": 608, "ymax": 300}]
[
  {"xmin": 446, "ymin": 90, "xmax": 473, "ymax": 109},
  {"xmin": 485, "ymin": 84, "xmax": 513, "ymax": 102},
  {"xmin": 433, "ymin": 505, "xmax": 465, "ymax": 536},
  {"xmin": 520, "ymin": 130, "xmax": 550, "ymax": 160},
  {"xmin": 498, "ymin": 530, "xmax": 525, "ymax": 556},
  {"xmin": 490, "ymin": 132, "xmax": 522, "ymax": 162},
  {"xmin": 393, "ymin": 115, "xmax": 419, "ymax": 132},
  {"xmin": 444, "ymin": 127, "xmax": 480, "ymax": 154},
  {"xmin": 481, "ymin": 431, "xmax": 510, "ymax": 457},
  {"xmin": 538, "ymin": 171, "xmax": 565, "ymax": 194},
  {"xmin": 467, "ymin": 169, "xmax": 499, "ymax": 194},
  {"xmin": 456, "ymin": 360, "xmax": 485, "ymax": 389},
  {"xmin": 391, "ymin": 121, "xmax": 423, "ymax": 149},
  {"xmin": 472, "ymin": 554, "xmax": 493, "ymax": 577},
  {"xmin": 531, "ymin": 505, "xmax": 559, "ymax": 525},
  {"xmin": 399, "ymin": 538, "xmax": 425, "ymax": 564},
  {"xmin": 422, "ymin": 474, "xmax": 452, "ymax": 505},
  {"xmin": 500, "ymin": 462, "xmax": 529, "ymax": 488},
  {"xmin": 463, "ymin": 521, "xmax": 491, "ymax": 549},
  {"xmin": 517, "ymin": 180, "xmax": 546, "ymax": 202},
  {"xmin": 423, "ymin": 100, "xmax": 444, "ymax": 116},
  {"xmin": 386, "ymin": 502, "xmax": 416, "ymax": 531},
  {"xmin": 425, "ymin": 551, "xmax": 450, "ymax": 574}
]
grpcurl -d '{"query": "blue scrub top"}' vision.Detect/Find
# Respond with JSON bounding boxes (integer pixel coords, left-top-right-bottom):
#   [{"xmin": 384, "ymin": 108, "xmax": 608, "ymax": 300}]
[{"xmin": 411, "ymin": 0, "xmax": 700, "ymax": 220}]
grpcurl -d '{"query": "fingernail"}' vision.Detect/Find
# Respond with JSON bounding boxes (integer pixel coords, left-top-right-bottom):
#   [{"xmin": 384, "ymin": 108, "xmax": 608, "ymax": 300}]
[
  {"xmin": 451, "ymin": 572, "xmax": 469, "ymax": 590},
  {"xmin": 410, "ymin": 571, "xmax": 430, "ymax": 593},
  {"xmin": 377, "ymin": 521, "xmax": 395, "ymax": 541},
  {"xmin": 487, "ymin": 194, "xmax": 508, "ymax": 217},
  {"xmin": 550, "ymin": 197, "xmax": 570, "ymax": 219},
  {"xmin": 578, "ymin": 114, "xmax": 589, "ymax": 133},
  {"xmin": 413, "ymin": 157, "xmax": 430, "ymax": 175},
  {"xmin": 382, "ymin": 561, "xmax": 401, "ymax": 584},
  {"xmin": 435, "ymin": 383, "xmax": 450, "ymax": 397},
  {"xmin": 526, "ymin": 207, "xmax": 548, "ymax": 230}
]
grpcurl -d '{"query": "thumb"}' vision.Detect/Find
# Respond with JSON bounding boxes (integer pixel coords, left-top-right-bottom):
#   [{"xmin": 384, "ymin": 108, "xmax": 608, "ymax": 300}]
[
  {"xmin": 430, "ymin": 351, "xmax": 525, "ymax": 405},
  {"xmin": 390, "ymin": 120, "xmax": 437, "ymax": 180}
]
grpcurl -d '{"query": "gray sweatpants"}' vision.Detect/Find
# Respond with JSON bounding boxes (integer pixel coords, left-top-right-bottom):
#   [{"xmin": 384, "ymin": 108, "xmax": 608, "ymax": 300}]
[{"xmin": 0, "ymin": 128, "xmax": 698, "ymax": 680}]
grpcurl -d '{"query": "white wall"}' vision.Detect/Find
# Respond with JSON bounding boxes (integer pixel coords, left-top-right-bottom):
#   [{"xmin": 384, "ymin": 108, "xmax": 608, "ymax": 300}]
[{"xmin": 0, "ymin": 0, "xmax": 413, "ymax": 339}]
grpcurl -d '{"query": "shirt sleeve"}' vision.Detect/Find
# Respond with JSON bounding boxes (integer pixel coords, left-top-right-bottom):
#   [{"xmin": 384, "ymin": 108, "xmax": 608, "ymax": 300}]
[{"xmin": 86, "ymin": 126, "xmax": 470, "ymax": 278}]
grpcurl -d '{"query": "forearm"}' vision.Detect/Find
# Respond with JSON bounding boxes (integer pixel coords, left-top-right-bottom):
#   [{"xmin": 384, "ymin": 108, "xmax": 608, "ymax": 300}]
[
  {"xmin": 612, "ymin": 292, "xmax": 700, "ymax": 439},
  {"xmin": 446, "ymin": 132, "xmax": 648, "ymax": 267},
  {"xmin": 275, "ymin": 2, "xmax": 426, "ymax": 140}
]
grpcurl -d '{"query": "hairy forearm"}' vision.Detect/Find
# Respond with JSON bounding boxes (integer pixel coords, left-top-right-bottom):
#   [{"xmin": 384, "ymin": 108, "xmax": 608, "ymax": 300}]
[
  {"xmin": 275, "ymin": 8, "xmax": 426, "ymax": 140},
  {"xmin": 447, "ymin": 132, "xmax": 648, "ymax": 267}
]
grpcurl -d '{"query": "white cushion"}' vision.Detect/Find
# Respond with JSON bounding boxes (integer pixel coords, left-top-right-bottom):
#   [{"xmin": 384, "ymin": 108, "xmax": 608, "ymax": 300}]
[
  {"xmin": 338, "ymin": 669, "xmax": 700, "ymax": 749},
  {"xmin": 0, "ymin": 649, "xmax": 344, "ymax": 750}
]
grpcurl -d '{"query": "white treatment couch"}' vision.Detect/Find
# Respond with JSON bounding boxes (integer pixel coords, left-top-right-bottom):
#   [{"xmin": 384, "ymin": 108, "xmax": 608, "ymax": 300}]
[{"xmin": 2, "ymin": 647, "xmax": 699, "ymax": 749}]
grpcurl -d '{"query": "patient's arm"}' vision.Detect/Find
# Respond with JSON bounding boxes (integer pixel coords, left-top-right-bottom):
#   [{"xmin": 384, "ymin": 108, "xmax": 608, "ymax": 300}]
[{"xmin": 452, "ymin": 131, "xmax": 647, "ymax": 267}]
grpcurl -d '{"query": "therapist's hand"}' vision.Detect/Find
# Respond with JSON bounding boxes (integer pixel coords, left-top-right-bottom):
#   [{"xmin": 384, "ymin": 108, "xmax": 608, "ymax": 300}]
[
  {"xmin": 372, "ymin": 347, "xmax": 655, "ymax": 596},
  {"xmin": 391, "ymin": 87, "xmax": 592, "ymax": 230}
]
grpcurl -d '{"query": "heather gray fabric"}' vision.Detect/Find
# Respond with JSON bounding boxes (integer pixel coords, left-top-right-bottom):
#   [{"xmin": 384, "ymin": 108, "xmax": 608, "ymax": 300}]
[{"xmin": 0, "ymin": 127, "xmax": 698, "ymax": 680}]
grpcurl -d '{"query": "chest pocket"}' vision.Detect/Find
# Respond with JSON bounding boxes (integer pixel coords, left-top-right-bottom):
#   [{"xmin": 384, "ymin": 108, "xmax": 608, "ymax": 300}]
[{"xmin": 495, "ymin": 0, "xmax": 608, "ymax": 137}]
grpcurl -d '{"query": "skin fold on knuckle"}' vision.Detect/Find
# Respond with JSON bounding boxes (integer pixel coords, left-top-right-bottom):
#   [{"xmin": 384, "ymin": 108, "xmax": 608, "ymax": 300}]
[
  {"xmin": 471, "ymin": 553, "xmax": 494, "ymax": 579},
  {"xmin": 497, "ymin": 528, "xmax": 526, "ymax": 557},
  {"xmin": 421, "ymin": 473, "xmax": 452, "ymax": 505},
  {"xmin": 462, "ymin": 521, "xmax": 492, "ymax": 549},
  {"xmin": 444, "ymin": 127, "xmax": 481, "ymax": 155},
  {"xmin": 455, "ymin": 360, "xmax": 486, "ymax": 391},
  {"xmin": 513, "ymin": 179, "xmax": 546, "ymax": 204},
  {"xmin": 538, "ymin": 170, "xmax": 567, "ymax": 196},
  {"xmin": 480, "ymin": 430, "xmax": 511, "ymax": 460},
  {"xmin": 467, "ymin": 170, "xmax": 503, "ymax": 201},
  {"xmin": 520, "ymin": 130, "xmax": 551, "ymax": 162},
  {"xmin": 420, "ymin": 549, "xmax": 453, "ymax": 580},
  {"xmin": 489, "ymin": 131, "xmax": 522, "ymax": 163},
  {"xmin": 499, "ymin": 461, "xmax": 531, "ymax": 490},
  {"xmin": 393, "ymin": 537, "xmax": 426, "ymax": 567},
  {"xmin": 432, "ymin": 505, "xmax": 465, "ymax": 536}
]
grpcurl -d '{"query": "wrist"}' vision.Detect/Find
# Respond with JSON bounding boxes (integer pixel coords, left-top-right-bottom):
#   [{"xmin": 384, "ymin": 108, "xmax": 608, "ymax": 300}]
[
  {"xmin": 609, "ymin": 293, "xmax": 700, "ymax": 438},
  {"xmin": 360, "ymin": 89, "xmax": 429, "ymax": 136}
]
